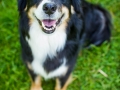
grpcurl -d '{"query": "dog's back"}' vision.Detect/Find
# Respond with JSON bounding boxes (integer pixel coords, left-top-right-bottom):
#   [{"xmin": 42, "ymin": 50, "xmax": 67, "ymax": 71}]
[{"xmin": 81, "ymin": 1, "xmax": 111, "ymax": 48}]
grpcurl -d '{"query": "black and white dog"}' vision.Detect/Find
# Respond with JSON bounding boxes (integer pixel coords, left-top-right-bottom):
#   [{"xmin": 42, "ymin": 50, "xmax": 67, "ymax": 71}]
[{"xmin": 18, "ymin": 0, "xmax": 111, "ymax": 90}]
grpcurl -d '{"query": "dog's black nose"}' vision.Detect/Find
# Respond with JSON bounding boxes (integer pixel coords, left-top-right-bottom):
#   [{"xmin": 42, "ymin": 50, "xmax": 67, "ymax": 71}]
[{"xmin": 43, "ymin": 3, "xmax": 57, "ymax": 15}]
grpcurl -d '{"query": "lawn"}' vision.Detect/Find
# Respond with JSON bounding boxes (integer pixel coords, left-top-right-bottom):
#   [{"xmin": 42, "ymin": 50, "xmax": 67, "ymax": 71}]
[{"xmin": 0, "ymin": 0, "xmax": 120, "ymax": 90}]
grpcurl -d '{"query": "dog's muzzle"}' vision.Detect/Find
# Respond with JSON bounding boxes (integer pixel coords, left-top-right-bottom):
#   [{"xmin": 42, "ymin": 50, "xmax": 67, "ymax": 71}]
[{"xmin": 35, "ymin": 3, "xmax": 64, "ymax": 34}]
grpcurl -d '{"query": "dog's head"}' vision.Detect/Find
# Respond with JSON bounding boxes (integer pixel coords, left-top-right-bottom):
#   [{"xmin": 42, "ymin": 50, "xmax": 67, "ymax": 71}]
[{"xmin": 18, "ymin": 0, "xmax": 82, "ymax": 34}]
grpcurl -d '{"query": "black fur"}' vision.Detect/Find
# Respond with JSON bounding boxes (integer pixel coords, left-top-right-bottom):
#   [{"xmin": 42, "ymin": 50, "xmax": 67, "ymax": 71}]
[
  {"xmin": 18, "ymin": 0, "xmax": 27, "ymax": 11},
  {"xmin": 72, "ymin": 0, "xmax": 83, "ymax": 14},
  {"xmin": 18, "ymin": 0, "xmax": 111, "ymax": 89},
  {"xmin": 82, "ymin": 1, "xmax": 111, "ymax": 47}
]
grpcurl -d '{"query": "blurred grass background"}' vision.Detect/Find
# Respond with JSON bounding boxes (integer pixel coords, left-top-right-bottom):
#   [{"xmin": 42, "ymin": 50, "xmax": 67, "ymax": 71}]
[{"xmin": 0, "ymin": 0, "xmax": 120, "ymax": 90}]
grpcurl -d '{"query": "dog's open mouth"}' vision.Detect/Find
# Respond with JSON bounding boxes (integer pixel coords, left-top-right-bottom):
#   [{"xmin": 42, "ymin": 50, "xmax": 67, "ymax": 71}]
[
  {"xmin": 34, "ymin": 14, "xmax": 64, "ymax": 34},
  {"xmin": 41, "ymin": 19, "xmax": 57, "ymax": 34}
]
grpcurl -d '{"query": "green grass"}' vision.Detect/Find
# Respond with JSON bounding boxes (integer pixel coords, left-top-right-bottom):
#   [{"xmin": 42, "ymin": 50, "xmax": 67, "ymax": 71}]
[{"xmin": 0, "ymin": 0, "xmax": 120, "ymax": 90}]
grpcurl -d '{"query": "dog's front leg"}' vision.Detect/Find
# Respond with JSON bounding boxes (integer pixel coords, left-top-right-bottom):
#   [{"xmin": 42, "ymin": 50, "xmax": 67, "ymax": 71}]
[
  {"xmin": 26, "ymin": 62, "xmax": 43, "ymax": 90},
  {"xmin": 55, "ymin": 74, "xmax": 73, "ymax": 90},
  {"xmin": 30, "ymin": 75, "xmax": 42, "ymax": 90}
]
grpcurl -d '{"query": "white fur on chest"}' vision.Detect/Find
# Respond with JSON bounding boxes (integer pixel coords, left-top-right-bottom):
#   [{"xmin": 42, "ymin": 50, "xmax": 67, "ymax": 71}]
[{"xmin": 26, "ymin": 20, "xmax": 67, "ymax": 79}]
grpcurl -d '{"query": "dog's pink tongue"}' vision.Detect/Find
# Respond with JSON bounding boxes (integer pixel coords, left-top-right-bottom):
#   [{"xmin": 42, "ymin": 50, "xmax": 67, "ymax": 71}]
[{"xmin": 42, "ymin": 20, "xmax": 56, "ymax": 27}]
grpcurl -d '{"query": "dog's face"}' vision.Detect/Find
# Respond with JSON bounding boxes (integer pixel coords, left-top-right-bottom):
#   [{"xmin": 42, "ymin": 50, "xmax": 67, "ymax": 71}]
[
  {"xmin": 33, "ymin": 0, "xmax": 71, "ymax": 34},
  {"xmin": 18, "ymin": 0, "xmax": 82, "ymax": 34}
]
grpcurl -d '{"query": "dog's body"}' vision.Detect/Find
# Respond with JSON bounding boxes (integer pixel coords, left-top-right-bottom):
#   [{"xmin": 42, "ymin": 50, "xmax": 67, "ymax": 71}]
[{"xmin": 18, "ymin": 0, "xmax": 111, "ymax": 90}]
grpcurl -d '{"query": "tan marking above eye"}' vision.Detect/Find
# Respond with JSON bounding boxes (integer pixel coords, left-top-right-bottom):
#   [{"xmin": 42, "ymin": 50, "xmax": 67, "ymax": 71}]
[
  {"xmin": 24, "ymin": 5, "xmax": 27, "ymax": 11},
  {"xmin": 71, "ymin": 5, "xmax": 75, "ymax": 14}
]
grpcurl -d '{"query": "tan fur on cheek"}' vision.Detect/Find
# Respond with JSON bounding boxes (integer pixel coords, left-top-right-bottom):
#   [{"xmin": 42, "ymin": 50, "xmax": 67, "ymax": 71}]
[
  {"xmin": 28, "ymin": 6, "xmax": 37, "ymax": 25},
  {"xmin": 24, "ymin": 5, "xmax": 27, "ymax": 11},
  {"xmin": 61, "ymin": 6, "xmax": 70, "ymax": 23},
  {"xmin": 57, "ymin": 5, "xmax": 70, "ymax": 32}
]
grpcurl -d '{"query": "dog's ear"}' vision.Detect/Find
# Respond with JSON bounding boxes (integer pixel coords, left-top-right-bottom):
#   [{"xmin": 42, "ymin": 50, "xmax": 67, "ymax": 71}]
[
  {"xmin": 18, "ymin": 0, "xmax": 27, "ymax": 11},
  {"xmin": 71, "ymin": 0, "xmax": 83, "ymax": 15}
]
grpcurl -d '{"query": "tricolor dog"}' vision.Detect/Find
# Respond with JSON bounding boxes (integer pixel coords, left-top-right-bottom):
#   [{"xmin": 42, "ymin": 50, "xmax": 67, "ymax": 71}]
[{"xmin": 18, "ymin": 0, "xmax": 111, "ymax": 90}]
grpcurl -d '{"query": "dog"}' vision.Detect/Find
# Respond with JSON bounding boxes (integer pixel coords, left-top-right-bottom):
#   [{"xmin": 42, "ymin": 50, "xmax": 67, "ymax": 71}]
[{"xmin": 18, "ymin": 0, "xmax": 111, "ymax": 90}]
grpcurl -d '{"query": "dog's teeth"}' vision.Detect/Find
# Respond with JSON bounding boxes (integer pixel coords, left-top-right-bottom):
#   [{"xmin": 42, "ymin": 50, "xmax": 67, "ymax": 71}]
[
  {"xmin": 42, "ymin": 22, "xmax": 45, "ymax": 27},
  {"xmin": 44, "ymin": 27, "xmax": 52, "ymax": 31},
  {"xmin": 47, "ymin": 28, "xmax": 50, "ymax": 30},
  {"xmin": 42, "ymin": 22, "xmax": 46, "ymax": 30},
  {"xmin": 52, "ymin": 27, "xmax": 54, "ymax": 30},
  {"xmin": 43, "ymin": 26, "xmax": 47, "ymax": 30},
  {"xmin": 49, "ymin": 28, "xmax": 52, "ymax": 31},
  {"xmin": 44, "ymin": 26, "xmax": 46, "ymax": 29},
  {"xmin": 42, "ymin": 22, "xmax": 56, "ymax": 31},
  {"xmin": 53, "ymin": 24, "xmax": 56, "ymax": 28}
]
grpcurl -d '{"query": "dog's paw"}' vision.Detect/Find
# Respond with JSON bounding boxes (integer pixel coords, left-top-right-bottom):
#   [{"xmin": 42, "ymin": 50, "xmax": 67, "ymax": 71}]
[{"xmin": 30, "ymin": 86, "xmax": 43, "ymax": 90}]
